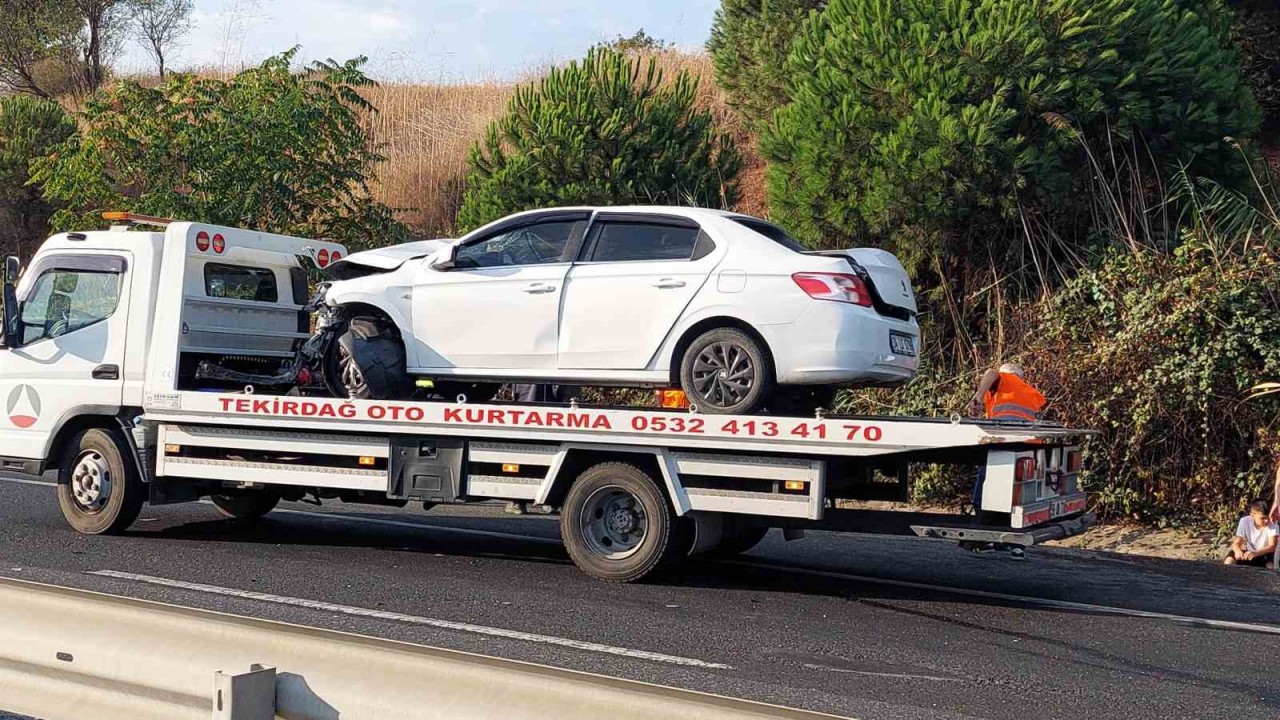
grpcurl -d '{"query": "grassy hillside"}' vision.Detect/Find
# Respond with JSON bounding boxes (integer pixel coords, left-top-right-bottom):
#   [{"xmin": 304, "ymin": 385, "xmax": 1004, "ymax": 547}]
[{"xmin": 360, "ymin": 51, "xmax": 767, "ymax": 239}]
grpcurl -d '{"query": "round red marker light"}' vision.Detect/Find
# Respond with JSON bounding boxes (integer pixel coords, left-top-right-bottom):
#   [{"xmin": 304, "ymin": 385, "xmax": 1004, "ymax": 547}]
[
  {"xmin": 195, "ymin": 231, "xmax": 210, "ymax": 251},
  {"xmin": 211, "ymin": 233, "xmax": 225, "ymax": 253},
  {"xmin": 317, "ymin": 248, "xmax": 330, "ymax": 267}
]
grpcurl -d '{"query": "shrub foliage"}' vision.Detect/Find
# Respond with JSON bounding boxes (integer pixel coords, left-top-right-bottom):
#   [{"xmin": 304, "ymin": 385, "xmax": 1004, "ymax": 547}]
[
  {"xmin": 763, "ymin": 0, "xmax": 1261, "ymax": 264},
  {"xmin": 457, "ymin": 47, "xmax": 740, "ymax": 231},
  {"xmin": 32, "ymin": 49, "xmax": 404, "ymax": 250},
  {"xmin": 0, "ymin": 95, "xmax": 74, "ymax": 260}
]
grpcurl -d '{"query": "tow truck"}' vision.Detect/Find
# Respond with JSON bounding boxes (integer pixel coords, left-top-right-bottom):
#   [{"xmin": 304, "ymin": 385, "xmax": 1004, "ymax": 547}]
[{"xmin": 0, "ymin": 214, "xmax": 1095, "ymax": 581}]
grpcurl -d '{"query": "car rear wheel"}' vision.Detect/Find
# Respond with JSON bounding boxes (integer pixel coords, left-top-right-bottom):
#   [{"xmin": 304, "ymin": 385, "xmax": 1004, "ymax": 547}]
[{"xmin": 679, "ymin": 327, "xmax": 772, "ymax": 415}]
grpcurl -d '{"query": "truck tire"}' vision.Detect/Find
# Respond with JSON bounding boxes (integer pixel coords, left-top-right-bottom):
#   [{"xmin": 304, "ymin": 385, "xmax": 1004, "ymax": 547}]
[
  {"xmin": 560, "ymin": 462, "xmax": 685, "ymax": 582},
  {"xmin": 679, "ymin": 327, "xmax": 773, "ymax": 415},
  {"xmin": 211, "ymin": 490, "xmax": 280, "ymax": 519},
  {"xmin": 56, "ymin": 428, "xmax": 144, "ymax": 535}
]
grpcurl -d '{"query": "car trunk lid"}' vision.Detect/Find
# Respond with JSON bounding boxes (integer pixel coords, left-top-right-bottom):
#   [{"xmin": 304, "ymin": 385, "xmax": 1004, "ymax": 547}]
[{"xmin": 808, "ymin": 249, "xmax": 917, "ymax": 319}]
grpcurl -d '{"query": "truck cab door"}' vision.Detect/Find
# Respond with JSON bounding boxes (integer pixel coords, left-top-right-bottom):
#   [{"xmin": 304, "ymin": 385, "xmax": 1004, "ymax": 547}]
[{"xmin": 0, "ymin": 252, "xmax": 131, "ymax": 462}]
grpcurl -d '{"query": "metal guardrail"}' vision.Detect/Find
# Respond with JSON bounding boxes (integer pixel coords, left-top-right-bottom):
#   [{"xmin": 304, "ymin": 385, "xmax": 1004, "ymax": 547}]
[{"xmin": 0, "ymin": 577, "xmax": 844, "ymax": 720}]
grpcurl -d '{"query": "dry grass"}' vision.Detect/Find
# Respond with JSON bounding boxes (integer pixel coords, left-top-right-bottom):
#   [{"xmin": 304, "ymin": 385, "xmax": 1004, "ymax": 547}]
[{"xmin": 363, "ymin": 51, "xmax": 767, "ymax": 237}]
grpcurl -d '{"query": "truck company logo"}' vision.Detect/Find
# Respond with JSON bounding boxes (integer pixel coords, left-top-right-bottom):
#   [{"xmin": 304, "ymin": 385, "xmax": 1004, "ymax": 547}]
[{"xmin": 7, "ymin": 384, "xmax": 40, "ymax": 428}]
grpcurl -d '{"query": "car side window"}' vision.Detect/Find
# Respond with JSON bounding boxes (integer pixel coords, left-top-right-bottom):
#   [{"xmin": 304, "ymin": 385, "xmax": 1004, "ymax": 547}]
[
  {"xmin": 19, "ymin": 269, "xmax": 122, "ymax": 345},
  {"xmin": 586, "ymin": 222, "xmax": 700, "ymax": 262},
  {"xmin": 455, "ymin": 220, "xmax": 584, "ymax": 269}
]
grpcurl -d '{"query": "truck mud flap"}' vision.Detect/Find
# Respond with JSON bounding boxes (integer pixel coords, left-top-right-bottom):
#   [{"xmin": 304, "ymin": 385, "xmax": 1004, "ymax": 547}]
[{"xmin": 910, "ymin": 512, "xmax": 1096, "ymax": 548}]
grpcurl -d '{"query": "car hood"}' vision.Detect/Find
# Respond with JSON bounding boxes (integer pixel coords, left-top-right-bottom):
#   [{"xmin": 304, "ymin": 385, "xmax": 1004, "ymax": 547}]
[{"xmin": 331, "ymin": 239, "xmax": 450, "ymax": 271}]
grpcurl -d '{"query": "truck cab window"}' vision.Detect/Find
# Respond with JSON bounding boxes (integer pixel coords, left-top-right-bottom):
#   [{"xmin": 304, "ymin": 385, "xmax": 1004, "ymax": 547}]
[
  {"xmin": 19, "ymin": 269, "xmax": 121, "ymax": 345},
  {"xmin": 205, "ymin": 263, "xmax": 278, "ymax": 302}
]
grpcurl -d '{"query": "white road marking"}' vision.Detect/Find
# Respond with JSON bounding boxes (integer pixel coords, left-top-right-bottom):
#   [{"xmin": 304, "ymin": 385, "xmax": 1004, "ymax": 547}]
[
  {"xmin": 801, "ymin": 663, "xmax": 965, "ymax": 683},
  {"xmin": 7, "ymin": 475, "xmax": 1277, "ymax": 637},
  {"xmin": 90, "ymin": 569, "xmax": 733, "ymax": 670},
  {"xmin": 719, "ymin": 559, "xmax": 1280, "ymax": 636}
]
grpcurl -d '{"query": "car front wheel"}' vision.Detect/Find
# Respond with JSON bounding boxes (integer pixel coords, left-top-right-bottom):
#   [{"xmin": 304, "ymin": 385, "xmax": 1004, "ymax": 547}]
[{"xmin": 679, "ymin": 327, "xmax": 772, "ymax": 415}]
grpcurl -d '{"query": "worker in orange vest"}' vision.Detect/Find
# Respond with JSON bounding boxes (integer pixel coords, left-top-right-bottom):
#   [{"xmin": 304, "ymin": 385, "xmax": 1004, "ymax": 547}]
[
  {"xmin": 972, "ymin": 363, "xmax": 1046, "ymax": 422},
  {"xmin": 970, "ymin": 363, "xmax": 1047, "ymax": 531}
]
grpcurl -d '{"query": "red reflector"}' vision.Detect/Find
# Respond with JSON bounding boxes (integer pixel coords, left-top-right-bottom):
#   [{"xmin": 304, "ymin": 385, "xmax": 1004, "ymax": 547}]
[
  {"xmin": 317, "ymin": 248, "xmax": 330, "ymax": 267},
  {"xmin": 1014, "ymin": 456, "xmax": 1037, "ymax": 483},
  {"xmin": 195, "ymin": 231, "xmax": 210, "ymax": 251},
  {"xmin": 211, "ymin": 233, "xmax": 225, "ymax": 253},
  {"xmin": 791, "ymin": 272, "xmax": 872, "ymax": 307}
]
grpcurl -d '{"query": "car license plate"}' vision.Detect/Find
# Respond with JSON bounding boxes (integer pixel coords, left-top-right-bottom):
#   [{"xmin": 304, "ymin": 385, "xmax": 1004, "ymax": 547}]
[{"xmin": 889, "ymin": 332, "xmax": 916, "ymax": 357}]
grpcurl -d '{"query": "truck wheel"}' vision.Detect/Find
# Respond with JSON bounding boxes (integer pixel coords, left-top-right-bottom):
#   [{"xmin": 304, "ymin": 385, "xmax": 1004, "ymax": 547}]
[
  {"xmin": 330, "ymin": 316, "xmax": 411, "ymax": 400},
  {"xmin": 56, "ymin": 428, "xmax": 144, "ymax": 535},
  {"xmin": 211, "ymin": 490, "xmax": 280, "ymax": 519},
  {"xmin": 707, "ymin": 523, "xmax": 770, "ymax": 557},
  {"xmin": 560, "ymin": 462, "xmax": 685, "ymax": 582},
  {"xmin": 679, "ymin": 327, "xmax": 772, "ymax": 415}
]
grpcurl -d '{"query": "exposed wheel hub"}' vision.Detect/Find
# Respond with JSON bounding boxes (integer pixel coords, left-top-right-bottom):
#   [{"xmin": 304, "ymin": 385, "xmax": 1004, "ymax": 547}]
[
  {"xmin": 70, "ymin": 450, "xmax": 111, "ymax": 512},
  {"xmin": 581, "ymin": 486, "xmax": 648, "ymax": 560}
]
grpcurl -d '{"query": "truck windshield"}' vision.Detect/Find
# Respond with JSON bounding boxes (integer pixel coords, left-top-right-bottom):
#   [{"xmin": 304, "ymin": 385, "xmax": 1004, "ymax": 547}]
[{"xmin": 19, "ymin": 269, "xmax": 121, "ymax": 345}]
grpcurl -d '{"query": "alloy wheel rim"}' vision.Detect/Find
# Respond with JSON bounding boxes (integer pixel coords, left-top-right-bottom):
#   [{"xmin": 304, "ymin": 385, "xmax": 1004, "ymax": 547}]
[
  {"xmin": 691, "ymin": 341, "xmax": 754, "ymax": 408},
  {"xmin": 580, "ymin": 485, "xmax": 648, "ymax": 560},
  {"xmin": 338, "ymin": 345, "xmax": 367, "ymax": 398},
  {"xmin": 70, "ymin": 450, "xmax": 111, "ymax": 513}
]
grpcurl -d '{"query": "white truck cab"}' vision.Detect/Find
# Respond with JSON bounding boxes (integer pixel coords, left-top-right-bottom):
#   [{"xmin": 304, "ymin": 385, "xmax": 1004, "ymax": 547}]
[{"xmin": 0, "ymin": 215, "xmax": 1094, "ymax": 582}]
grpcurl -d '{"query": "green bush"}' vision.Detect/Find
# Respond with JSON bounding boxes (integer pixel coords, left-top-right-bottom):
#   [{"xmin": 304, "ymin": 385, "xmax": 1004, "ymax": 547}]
[
  {"xmin": 1226, "ymin": 0, "xmax": 1280, "ymax": 133},
  {"xmin": 31, "ymin": 50, "xmax": 404, "ymax": 250},
  {"xmin": 456, "ymin": 47, "xmax": 740, "ymax": 231},
  {"xmin": 0, "ymin": 96, "xmax": 74, "ymax": 260},
  {"xmin": 707, "ymin": 0, "xmax": 824, "ymax": 131},
  {"xmin": 1023, "ymin": 237, "xmax": 1280, "ymax": 523},
  {"xmin": 764, "ymin": 0, "xmax": 1261, "ymax": 266}
]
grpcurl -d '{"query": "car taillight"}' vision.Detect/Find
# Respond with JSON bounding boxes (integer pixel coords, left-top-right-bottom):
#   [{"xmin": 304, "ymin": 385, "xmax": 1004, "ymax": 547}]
[
  {"xmin": 317, "ymin": 248, "xmax": 330, "ymax": 267},
  {"xmin": 211, "ymin": 233, "xmax": 225, "ymax": 254},
  {"xmin": 195, "ymin": 231, "xmax": 210, "ymax": 251},
  {"xmin": 792, "ymin": 272, "xmax": 872, "ymax": 306}
]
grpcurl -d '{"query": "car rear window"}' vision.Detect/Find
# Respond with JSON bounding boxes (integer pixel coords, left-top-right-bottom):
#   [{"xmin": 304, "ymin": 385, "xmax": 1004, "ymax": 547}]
[
  {"xmin": 205, "ymin": 263, "xmax": 278, "ymax": 303},
  {"xmin": 730, "ymin": 217, "xmax": 808, "ymax": 253},
  {"xmin": 588, "ymin": 222, "xmax": 700, "ymax": 262}
]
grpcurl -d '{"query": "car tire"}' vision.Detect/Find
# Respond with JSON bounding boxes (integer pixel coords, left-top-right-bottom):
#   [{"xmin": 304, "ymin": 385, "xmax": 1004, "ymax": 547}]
[
  {"xmin": 768, "ymin": 387, "xmax": 838, "ymax": 417},
  {"xmin": 560, "ymin": 462, "xmax": 686, "ymax": 583},
  {"xmin": 330, "ymin": 317, "xmax": 411, "ymax": 400},
  {"xmin": 679, "ymin": 327, "xmax": 773, "ymax": 415},
  {"xmin": 56, "ymin": 428, "xmax": 145, "ymax": 535},
  {"xmin": 211, "ymin": 489, "xmax": 281, "ymax": 519}
]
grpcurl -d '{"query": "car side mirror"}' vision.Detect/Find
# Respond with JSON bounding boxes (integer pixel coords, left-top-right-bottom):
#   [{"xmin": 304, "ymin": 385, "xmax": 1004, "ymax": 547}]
[
  {"xmin": 2, "ymin": 255, "xmax": 18, "ymax": 348},
  {"xmin": 433, "ymin": 244, "xmax": 459, "ymax": 271}
]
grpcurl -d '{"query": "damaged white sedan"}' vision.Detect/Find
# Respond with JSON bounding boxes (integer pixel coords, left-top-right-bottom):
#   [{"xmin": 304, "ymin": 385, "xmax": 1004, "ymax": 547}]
[{"xmin": 320, "ymin": 206, "xmax": 920, "ymax": 415}]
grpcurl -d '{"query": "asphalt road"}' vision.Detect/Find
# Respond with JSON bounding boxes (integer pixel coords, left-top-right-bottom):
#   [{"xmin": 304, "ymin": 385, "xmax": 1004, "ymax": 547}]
[{"xmin": 2, "ymin": 473, "xmax": 1278, "ymax": 720}]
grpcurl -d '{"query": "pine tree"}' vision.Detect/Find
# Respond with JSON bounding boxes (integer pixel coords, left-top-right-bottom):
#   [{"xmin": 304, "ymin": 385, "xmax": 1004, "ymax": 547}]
[
  {"xmin": 457, "ymin": 47, "xmax": 740, "ymax": 231},
  {"xmin": 706, "ymin": 0, "xmax": 824, "ymax": 131}
]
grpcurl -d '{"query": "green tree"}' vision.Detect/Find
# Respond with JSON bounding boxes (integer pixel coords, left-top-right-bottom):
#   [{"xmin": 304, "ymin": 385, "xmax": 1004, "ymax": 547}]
[
  {"xmin": 0, "ymin": 96, "xmax": 74, "ymax": 259},
  {"xmin": 707, "ymin": 0, "xmax": 824, "ymax": 131},
  {"xmin": 603, "ymin": 29, "xmax": 671, "ymax": 55},
  {"xmin": 0, "ymin": 0, "xmax": 81, "ymax": 97},
  {"xmin": 457, "ymin": 47, "xmax": 740, "ymax": 230},
  {"xmin": 32, "ymin": 49, "xmax": 404, "ymax": 250},
  {"xmin": 764, "ymin": 0, "xmax": 1261, "ymax": 265}
]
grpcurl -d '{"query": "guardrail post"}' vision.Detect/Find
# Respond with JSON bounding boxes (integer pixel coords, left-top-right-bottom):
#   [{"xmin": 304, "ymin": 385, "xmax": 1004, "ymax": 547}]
[{"xmin": 213, "ymin": 663, "xmax": 277, "ymax": 720}]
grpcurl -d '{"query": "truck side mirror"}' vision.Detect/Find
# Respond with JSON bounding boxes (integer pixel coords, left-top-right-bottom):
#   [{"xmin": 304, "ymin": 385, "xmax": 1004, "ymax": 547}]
[{"xmin": 2, "ymin": 255, "xmax": 18, "ymax": 348}]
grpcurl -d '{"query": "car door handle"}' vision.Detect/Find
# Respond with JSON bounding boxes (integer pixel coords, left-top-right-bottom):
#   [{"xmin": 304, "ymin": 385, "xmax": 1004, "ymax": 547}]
[
  {"xmin": 522, "ymin": 283, "xmax": 557, "ymax": 294},
  {"xmin": 92, "ymin": 364, "xmax": 119, "ymax": 380},
  {"xmin": 652, "ymin": 278, "xmax": 686, "ymax": 289}
]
